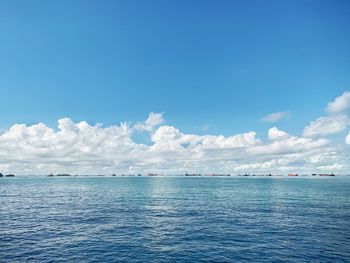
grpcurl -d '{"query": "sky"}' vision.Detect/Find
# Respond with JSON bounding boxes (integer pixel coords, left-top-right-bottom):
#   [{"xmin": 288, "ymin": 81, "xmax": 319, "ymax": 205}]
[{"xmin": 0, "ymin": 0, "xmax": 350, "ymax": 174}]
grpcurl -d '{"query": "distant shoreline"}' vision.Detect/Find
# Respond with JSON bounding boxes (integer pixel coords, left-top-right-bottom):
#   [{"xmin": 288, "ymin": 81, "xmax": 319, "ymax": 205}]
[{"xmin": 2, "ymin": 173, "xmax": 350, "ymax": 178}]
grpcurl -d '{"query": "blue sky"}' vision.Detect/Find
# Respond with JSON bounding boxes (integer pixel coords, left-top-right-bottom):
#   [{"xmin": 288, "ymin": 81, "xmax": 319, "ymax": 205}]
[
  {"xmin": 1, "ymin": 1, "xmax": 350, "ymax": 175},
  {"xmin": 1, "ymin": 0, "xmax": 349, "ymax": 136}
]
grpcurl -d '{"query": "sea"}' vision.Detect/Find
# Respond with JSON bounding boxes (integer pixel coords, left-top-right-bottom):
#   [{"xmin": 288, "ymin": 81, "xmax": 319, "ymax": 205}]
[{"xmin": 1, "ymin": 176, "xmax": 349, "ymax": 262}]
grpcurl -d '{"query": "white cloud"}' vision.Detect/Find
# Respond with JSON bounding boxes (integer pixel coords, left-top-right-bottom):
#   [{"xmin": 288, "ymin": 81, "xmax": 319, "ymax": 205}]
[
  {"xmin": 1, "ymin": 112, "xmax": 348, "ymax": 175},
  {"xmin": 145, "ymin": 112, "xmax": 164, "ymax": 127},
  {"xmin": 134, "ymin": 112, "xmax": 164, "ymax": 132},
  {"xmin": 326, "ymin": 91, "xmax": 350, "ymax": 114},
  {"xmin": 346, "ymin": 132, "xmax": 350, "ymax": 145},
  {"xmin": 303, "ymin": 114, "xmax": 349, "ymax": 137},
  {"xmin": 3, "ymin": 92, "xmax": 350, "ymax": 175},
  {"xmin": 268, "ymin": 127, "xmax": 289, "ymax": 140},
  {"xmin": 261, "ymin": 111, "xmax": 290, "ymax": 123},
  {"xmin": 200, "ymin": 132, "xmax": 259, "ymax": 149},
  {"xmin": 149, "ymin": 126, "xmax": 259, "ymax": 153}
]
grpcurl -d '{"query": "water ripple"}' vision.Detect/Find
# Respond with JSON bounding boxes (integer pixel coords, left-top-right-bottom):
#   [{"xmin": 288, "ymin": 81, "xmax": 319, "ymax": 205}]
[{"xmin": 1, "ymin": 177, "xmax": 350, "ymax": 262}]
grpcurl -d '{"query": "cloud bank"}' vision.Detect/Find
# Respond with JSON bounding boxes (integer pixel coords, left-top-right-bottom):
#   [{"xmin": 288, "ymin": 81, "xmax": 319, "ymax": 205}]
[{"xmin": 1, "ymin": 93, "xmax": 350, "ymax": 175}]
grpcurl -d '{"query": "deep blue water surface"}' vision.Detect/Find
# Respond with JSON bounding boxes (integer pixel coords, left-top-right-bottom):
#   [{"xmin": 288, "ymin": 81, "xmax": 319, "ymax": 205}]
[{"xmin": 1, "ymin": 176, "xmax": 350, "ymax": 262}]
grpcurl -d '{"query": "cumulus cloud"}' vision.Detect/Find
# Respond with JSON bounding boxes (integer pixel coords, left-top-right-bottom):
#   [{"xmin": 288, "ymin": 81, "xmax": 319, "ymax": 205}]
[
  {"xmin": 0, "ymin": 111, "xmax": 347, "ymax": 175},
  {"xmin": 268, "ymin": 127, "xmax": 290, "ymax": 140},
  {"xmin": 150, "ymin": 126, "xmax": 259, "ymax": 152},
  {"xmin": 303, "ymin": 91, "xmax": 350, "ymax": 138},
  {"xmin": 2, "ymin": 91, "xmax": 350, "ymax": 175},
  {"xmin": 261, "ymin": 111, "xmax": 290, "ymax": 123},
  {"xmin": 326, "ymin": 91, "xmax": 350, "ymax": 114},
  {"xmin": 303, "ymin": 114, "xmax": 350, "ymax": 137},
  {"xmin": 346, "ymin": 132, "xmax": 350, "ymax": 145},
  {"xmin": 134, "ymin": 112, "xmax": 164, "ymax": 132}
]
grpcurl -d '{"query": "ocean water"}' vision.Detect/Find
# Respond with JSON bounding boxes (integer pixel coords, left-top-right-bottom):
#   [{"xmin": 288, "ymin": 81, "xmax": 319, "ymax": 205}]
[{"xmin": 0, "ymin": 176, "xmax": 349, "ymax": 262}]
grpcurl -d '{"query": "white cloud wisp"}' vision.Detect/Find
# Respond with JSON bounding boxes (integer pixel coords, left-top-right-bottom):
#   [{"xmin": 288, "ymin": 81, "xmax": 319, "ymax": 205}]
[
  {"xmin": 261, "ymin": 111, "xmax": 290, "ymax": 123},
  {"xmin": 326, "ymin": 91, "xmax": 350, "ymax": 114},
  {"xmin": 303, "ymin": 114, "xmax": 350, "ymax": 138}
]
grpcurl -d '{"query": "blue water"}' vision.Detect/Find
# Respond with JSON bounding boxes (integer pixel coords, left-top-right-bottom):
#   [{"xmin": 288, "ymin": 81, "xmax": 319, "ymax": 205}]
[{"xmin": 1, "ymin": 176, "xmax": 350, "ymax": 262}]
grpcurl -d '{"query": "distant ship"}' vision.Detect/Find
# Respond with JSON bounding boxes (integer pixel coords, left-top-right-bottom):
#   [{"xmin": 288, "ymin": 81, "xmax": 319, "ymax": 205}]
[
  {"xmin": 185, "ymin": 173, "xmax": 202, "ymax": 176},
  {"xmin": 319, "ymin": 173, "xmax": 335, "ymax": 176},
  {"xmin": 0, "ymin": 173, "xmax": 15, "ymax": 177},
  {"xmin": 288, "ymin": 173, "xmax": 298, "ymax": 176}
]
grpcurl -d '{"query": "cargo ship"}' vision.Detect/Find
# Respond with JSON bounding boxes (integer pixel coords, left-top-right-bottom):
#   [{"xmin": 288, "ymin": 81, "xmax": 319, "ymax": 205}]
[
  {"xmin": 288, "ymin": 173, "xmax": 298, "ymax": 176},
  {"xmin": 0, "ymin": 173, "xmax": 15, "ymax": 177},
  {"xmin": 319, "ymin": 173, "xmax": 335, "ymax": 176}
]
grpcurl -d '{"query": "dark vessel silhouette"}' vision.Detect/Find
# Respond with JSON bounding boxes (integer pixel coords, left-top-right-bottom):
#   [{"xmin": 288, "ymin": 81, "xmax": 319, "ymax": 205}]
[{"xmin": 319, "ymin": 173, "xmax": 335, "ymax": 176}]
